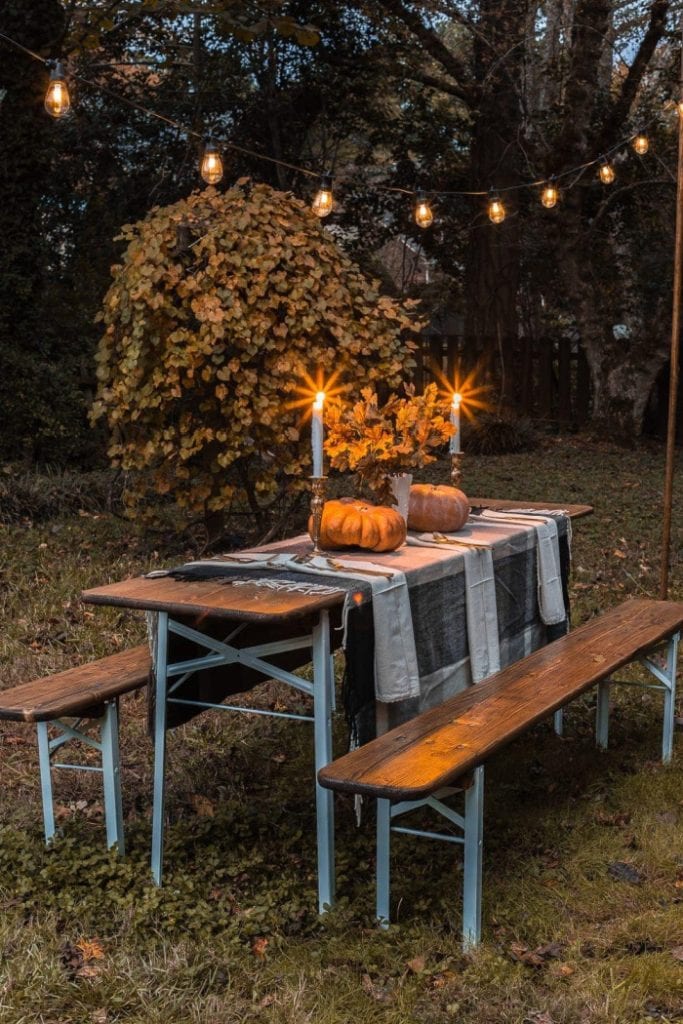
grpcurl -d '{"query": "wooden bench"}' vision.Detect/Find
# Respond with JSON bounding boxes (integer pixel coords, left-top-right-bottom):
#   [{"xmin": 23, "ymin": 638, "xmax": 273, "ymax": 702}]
[
  {"xmin": 318, "ymin": 599, "xmax": 683, "ymax": 947},
  {"xmin": 0, "ymin": 645, "xmax": 150, "ymax": 853}
]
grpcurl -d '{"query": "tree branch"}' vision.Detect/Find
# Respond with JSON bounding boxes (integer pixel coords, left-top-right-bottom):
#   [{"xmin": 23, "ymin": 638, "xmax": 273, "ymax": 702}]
[
  {"xmin": 600, "ymin": 0, "xmax": 671, "ymax": 148},
  {"xmin": 377, "ymin": 0, "xmax": 477, "ymax": 105}
]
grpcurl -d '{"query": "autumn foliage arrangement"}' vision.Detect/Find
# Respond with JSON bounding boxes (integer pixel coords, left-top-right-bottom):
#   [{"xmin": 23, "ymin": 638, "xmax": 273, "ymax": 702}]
[
  {"xmin": 324, "ymin": 383, "xmax": 453, "ymax": 505},
  {"xmin": 91, "ymin": 181, "xmax": 421, "ymax": 532}
]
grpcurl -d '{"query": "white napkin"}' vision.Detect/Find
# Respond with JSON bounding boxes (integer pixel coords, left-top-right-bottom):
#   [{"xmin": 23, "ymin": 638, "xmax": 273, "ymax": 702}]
[
  {"xmin": 406, "ymin": 534, "xmax": 500, "ymax": 683},
  {"xmin": 185, "ymin": 554, "xmax": 420, "ymax": 704},
  {"xmin": 474, "ymin": 511, "xmax": 566, "ymax": 626}
]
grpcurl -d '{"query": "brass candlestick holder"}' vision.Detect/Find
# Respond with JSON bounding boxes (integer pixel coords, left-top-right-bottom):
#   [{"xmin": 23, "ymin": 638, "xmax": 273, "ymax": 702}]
[
  {"xmin": 309, "ymin": 475, "xmax": 328, "ymax": 555},
  {"xmin": 450, "ymin": 452, "xmax": 464, "ymax": 489}
]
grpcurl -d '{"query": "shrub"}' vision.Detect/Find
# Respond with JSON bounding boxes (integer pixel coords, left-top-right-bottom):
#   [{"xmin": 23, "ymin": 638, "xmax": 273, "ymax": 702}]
[
  {"xmin": 92, "ymin": 181, "xmax": 421, "ymax": 527},
  {"xmin": 463, "ymin": 412, "xmax": 538, "ymax": 455}
]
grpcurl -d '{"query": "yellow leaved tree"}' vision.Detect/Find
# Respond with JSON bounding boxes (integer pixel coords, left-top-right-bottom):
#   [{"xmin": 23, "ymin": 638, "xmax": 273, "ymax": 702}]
[{"xmin": 92, "ymin": 180, "xmax": 420, "ymax": 536}]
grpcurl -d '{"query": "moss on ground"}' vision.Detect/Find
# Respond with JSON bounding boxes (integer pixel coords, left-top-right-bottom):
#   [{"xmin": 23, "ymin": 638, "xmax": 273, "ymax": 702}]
[{"xmin": 0, "ymin": 436, "xmax": 682, "ymax": 1023}]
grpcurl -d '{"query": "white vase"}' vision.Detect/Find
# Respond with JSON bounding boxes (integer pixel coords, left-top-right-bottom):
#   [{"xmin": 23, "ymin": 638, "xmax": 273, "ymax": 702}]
[{"xmin": 388, "ymin": 472, "xmax": 413, "ymax": 523}]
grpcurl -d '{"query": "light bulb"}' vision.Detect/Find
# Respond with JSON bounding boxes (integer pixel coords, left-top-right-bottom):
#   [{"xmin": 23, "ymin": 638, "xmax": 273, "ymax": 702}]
[
  {"xmin": 312, "ymin": 173, "xmax": 333, "ymax": 217},
  {"xmin": 45, "ymin": 62, "xmax": 70, "ymax": 118},
  {"xmin": 540, "ymin": 182, "xmax": 559, "ymax": 208},
  {"xmin": 599, "ymin": 160, "xmax": 615, "ymax": 184},
  {"xmin": 414, "ymin": 191, "xmax": 434, "ymax": 228},
  {"xmin": 200, "ymin": 141, "xmax": 223, "ymax": 185},
  {"xmin": 488, "ymin": 195, "xmax": 506, "ymax": 224},
  {"xmin": 632, "ymin": 132, "xmax": 649, "ymax": 155}
]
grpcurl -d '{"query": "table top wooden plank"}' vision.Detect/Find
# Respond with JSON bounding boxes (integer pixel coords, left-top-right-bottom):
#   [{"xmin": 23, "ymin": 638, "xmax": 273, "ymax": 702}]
[
  {"xmin": 318, "ymin": 598, "xmax": 683, "ymax": 801},
  {"xmin": 82, "ymin": 573, "xmax": 347, "ymax": 621},
  {"xmin": 468, "ymin": 498, "xmax": 593, "ymax": 519}
]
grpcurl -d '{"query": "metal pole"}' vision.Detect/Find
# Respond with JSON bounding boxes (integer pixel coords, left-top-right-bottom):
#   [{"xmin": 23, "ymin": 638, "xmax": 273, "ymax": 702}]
[{"xmin": 660, "ymin": 27, "xmax": 683, "ymax": 599}]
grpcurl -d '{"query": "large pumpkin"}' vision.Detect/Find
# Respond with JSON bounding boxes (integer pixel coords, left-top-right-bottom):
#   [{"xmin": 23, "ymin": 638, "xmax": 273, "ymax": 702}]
[
  {"xmin": 407, "ymin": 484, "xmax": 469, "ymax": 533},
  {"xmin": 311, "ymin": 498, "xmax": 406, "ymax": 552}
]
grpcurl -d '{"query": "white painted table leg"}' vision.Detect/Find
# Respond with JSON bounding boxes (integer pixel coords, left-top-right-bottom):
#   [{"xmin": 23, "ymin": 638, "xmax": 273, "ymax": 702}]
[{"xmin": 313, "ymin": 610, "xmax": 335, "ymax": 912}]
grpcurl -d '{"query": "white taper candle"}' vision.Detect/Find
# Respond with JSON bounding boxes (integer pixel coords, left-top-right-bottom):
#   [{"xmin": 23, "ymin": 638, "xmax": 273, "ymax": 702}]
[
  {"xmin": 312, "ymin": 391, "xmax": 325, "ymax": 476},
  {"xmin": 450, "ymin": 393, "xmax": 461, "ymax": 454}
]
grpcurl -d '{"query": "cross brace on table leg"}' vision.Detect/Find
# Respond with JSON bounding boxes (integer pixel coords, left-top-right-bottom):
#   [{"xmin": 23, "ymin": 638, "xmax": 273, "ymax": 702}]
[
  {"xmin": 376, "ymin": 768, "xmax": 485, "ymax": 948},
  {"xmin": 35, "ymin": 699, "xmax": 125, "ymax": 852},
  {"xmin": 595, "ymin": 631, "xmax": 679, "ymax": 763}
]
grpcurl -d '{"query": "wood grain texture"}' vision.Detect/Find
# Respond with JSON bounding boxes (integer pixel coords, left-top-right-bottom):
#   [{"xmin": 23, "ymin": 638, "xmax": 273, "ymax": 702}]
[
  {"xmin": 467, "ymin": 498, "xmax": 593, "ymax": 519},
  {"xmin": 318, "ymin": 599, "xmax": 683, "ymax": 801},
  {"xmin": 0, "ymin": 645, "xmax": 150, "ymax": 722},
  {"xmin": 82, "ymin": 575, "xmax": 346, "ymax": 621}
]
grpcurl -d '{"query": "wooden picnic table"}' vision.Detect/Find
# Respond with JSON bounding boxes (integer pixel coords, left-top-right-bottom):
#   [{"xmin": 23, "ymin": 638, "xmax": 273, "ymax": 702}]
[{"xmin": 82, "ymin": 498, "xmax": 592, "ymax": 911}]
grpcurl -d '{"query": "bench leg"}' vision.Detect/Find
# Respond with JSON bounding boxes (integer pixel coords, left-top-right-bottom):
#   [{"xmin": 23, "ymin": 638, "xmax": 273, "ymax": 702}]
[
  {"xmin": 101, "ymin": 700, "xmax": 125, "ymax": 854},
  {"xmin": 376, "ymin": 798, "xmax": 391, "ymax": 928},
  {"xmin": 553, "ymin": 708, "xmax": 564, "ymax": 737},
  {"xmin": 596, "ymin": 681, "xmax": 610, "ymax": 751},
  {"xmin": 462, "ymin": 766, "xmax": 484, "ymax": 950},
  {"xmin": 36, "ymin": 721, "xmax": 56, "ymax": 843}
]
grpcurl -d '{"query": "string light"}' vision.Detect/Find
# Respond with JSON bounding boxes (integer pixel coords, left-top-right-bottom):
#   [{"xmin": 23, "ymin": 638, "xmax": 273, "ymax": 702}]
[
  {"xmin": 599, "ymin": 159, "xmax": 616, "ymax": 184},
  {"xmin": 199, "ymin": 140, "xmax": 223, "ymax": 185},
  {"xmin": 311, "ymin": 173, "xmax": 334, "ymax": 217},
  {"xmin": 488, "ymin": 194, "xmax": 506, "ymax": 224},
  {"xmin": 414, "ymin": 191, "xmax": 434, "ymax": 228},
  {"xmin": 540, "ymin": 181, "xmax": 559, "ymax": 208},
  {"xmin": 44, "ymin": 61, "xmax": 70, "ymax": 118},
  {"xmin": 632, "ymin": 132, "xmax": 649, "ymax": 155},
  {"xmin": 0, "ymin": 29, "xmax": 673, "ymax": 229}
]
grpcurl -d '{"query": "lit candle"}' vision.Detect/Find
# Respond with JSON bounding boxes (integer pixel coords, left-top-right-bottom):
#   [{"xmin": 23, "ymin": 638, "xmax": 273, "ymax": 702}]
[
  {"xmin": 312, "ymin": 391, "xmax": 325, "ymax": 476},
  {"xmin": 450, "ymin": 393, "xmax": 461, "ymax": 454}
]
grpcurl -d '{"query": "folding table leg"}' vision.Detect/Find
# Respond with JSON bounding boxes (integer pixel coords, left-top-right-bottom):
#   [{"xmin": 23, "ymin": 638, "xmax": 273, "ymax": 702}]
[
  {"xmin": 36, "ymin": 721, "xmax": 56, "ymax": 843},
  {"xmin": 553, "ymin": 709, "xmax": 564, "ymax": 737},
  {"xmin": 376, "ymin": 798, "xmax": 391, "ymax": 928},
  {"xmin": 101, "ymin": 700, "xmax": 125, "ymax": 854},
  {"xmin": 151, "ymin": 612, "xmax": 169, "ymax": 885},
  {"xmin": 596, "ymin": 681, "xmax": 610, "ymax": 751},
  {"xmin": 662, "ymin": 632, "xmax": 678, "ymax": 764},
  {"xmin": 313, "ymin": 610, "xmax": 335, "ymax": 913},
  {"xmin": 462, "ymin": 766, "xmax": 484, "ymax": 949}
]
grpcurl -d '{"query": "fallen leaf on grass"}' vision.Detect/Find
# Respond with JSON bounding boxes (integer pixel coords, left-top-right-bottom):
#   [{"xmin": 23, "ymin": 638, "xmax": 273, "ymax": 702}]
[
  {"xmin": 405, "ymin": 955, "xmax": 426, "ymax": 974},
  {"xmin": 251, "ymin": 937, "xmax": 269, "ymax": 958},
  {"xmin": 361, "ymin": 973, "xmax": 394, "ymax": 1004},
  {"xmin": 91, "ymin": 1010, "xmax": 108, "ymax": 1024},
  {"xmin": 190, "ymin": 794, "xmax": 215, "ymax": 817},
  {"xmin": 60, "ymin": 938, "xmax": 105, "ymax": 980},
  {"xmin": 525, "ymin": 1013, "xmax": 555, "ymax": 1024},
  {"xmin": 595, "ymin": 810, "xmax": 631, "ymax": 827},
  {"xmin": 671, "ymin": 946, "xmax": 683, "ymax": 962},
  {"xmin": 77, "ymin": 939, "xmax": 104, "ymax": 962}
]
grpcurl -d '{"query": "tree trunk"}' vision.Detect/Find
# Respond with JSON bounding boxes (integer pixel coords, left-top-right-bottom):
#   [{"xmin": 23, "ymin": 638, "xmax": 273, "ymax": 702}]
[{"xmin": 463, "ymin": 0, "xmax": 529, "ymax": 403}]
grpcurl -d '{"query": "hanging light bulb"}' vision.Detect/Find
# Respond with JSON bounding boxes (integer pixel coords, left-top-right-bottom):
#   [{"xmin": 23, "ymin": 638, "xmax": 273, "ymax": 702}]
[
  {"xmin": 200, "ymin": 140, "xmax": 223, "ymax": 185},
  {"xmin": 44, "ymin": 61, "xmax": 70, "ymax": 118},
  {"xmin": 414, "ymin": 191, "xmax": 434, "ymax": 229},
  {"xmin": 487, "ymin": 193, "xmax": 506, "ymax": 224},
  {"xmin": 311, "ymin": 173, "xmax": 334, "ymax": 218},
  {"xmin": 540, "ymin": 181, "xmax": 559, "ymax": 209},
  {"xmin": 632, "ymin": 132, "xmax": 649, "ymax": 156},
  {"xmin": 599, "ymin": 159, "xmax": 615, "ymax": 184}
]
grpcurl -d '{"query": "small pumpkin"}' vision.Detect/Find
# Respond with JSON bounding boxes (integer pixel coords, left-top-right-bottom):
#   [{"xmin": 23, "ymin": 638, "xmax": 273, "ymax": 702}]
[
  {"xmin": 407, "ymin": 484, "xmax": 469, "ymax": 533},
  {"xmin": 311, "ymin": 498, "xmax": 406, "ymax": 552}
]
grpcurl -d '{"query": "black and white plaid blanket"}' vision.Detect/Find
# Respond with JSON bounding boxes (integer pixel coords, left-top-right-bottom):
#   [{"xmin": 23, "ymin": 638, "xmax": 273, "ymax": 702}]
[{"xmin": 152, "ymin": 511, "xmax": 570, "ymax": 745}]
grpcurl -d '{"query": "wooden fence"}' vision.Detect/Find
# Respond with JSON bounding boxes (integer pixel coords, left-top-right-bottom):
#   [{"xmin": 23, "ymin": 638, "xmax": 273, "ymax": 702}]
[{"xmin": 414, "ymin": 334, "xmax": 592, "ymax": 429}]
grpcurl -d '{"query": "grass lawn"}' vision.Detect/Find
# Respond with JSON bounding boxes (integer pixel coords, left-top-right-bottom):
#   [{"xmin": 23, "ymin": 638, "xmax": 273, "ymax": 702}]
[{"xmin": 0, "ymin": 436, "xmax": 682, "ymax": 1024}]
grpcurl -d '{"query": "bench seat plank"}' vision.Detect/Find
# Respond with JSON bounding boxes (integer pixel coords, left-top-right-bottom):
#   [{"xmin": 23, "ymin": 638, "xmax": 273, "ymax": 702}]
[
  {"xmin": 319, "ymin": 599, "xmax": 683, "ymax": 801},
  {"xmin": 0, "ymin": 645, "xmax": 150, "ymax": 723}
]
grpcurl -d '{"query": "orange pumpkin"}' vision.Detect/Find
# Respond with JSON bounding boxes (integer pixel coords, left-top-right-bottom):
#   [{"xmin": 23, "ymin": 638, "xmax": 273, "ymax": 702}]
[
  {"xmin": 407, "ymin": 484, "xmax": 469, "ymax": 533},
  {"xmin": 311, "ymin": 498, "xmax": 406, "ymax": 552}
]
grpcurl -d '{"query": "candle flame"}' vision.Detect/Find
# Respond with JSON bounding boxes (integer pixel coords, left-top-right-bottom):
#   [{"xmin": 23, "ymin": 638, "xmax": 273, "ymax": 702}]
[
  {"xmin": 314, "ymin": 391, "xmax": 325, "ymax": 409},
  {"xmin": 452, "ymin": 392, "xmax": 462, "ymax": 408}
]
